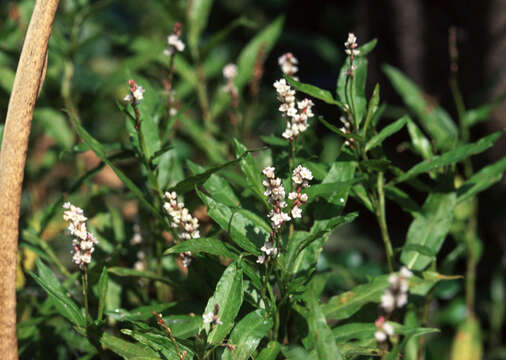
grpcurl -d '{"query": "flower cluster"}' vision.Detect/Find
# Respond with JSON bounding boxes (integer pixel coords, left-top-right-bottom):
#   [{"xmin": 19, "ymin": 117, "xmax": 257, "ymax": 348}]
[
  {"xmin": 344, "ymin": 33, "xmax": 360, "ymax": 57},
  {"xmin": 344, "ymin": 33, "xmax": 360, "ymax": 75},
  {"xmin": 130, "ymin": 223, "xmax": 142, "ymax": 245},
  {"xmin": 164, "ymin": 22, "xmax": 185, "ymax": 56},
  {"xmin": 374, "ymin": 316, "xmax": 394, "ymax": 343},
  {"xmin": 223, "ymin": 63, "xmax": 238, "ymax": 101},
  {"xmin": 273, "ymin": 79, "xmax": 314, "ymax": 140},
  {"xmin": 123, "ymin": 79, "xmax": 145, "ymax": 105},
  {"xmin": 380, "ymin": 266, "xmax": 413, "ymax": 313},
  {"xmin": 288, "ymin": 165, "xmax": 312, "ymax": 218},
  {"xmin": 256, "ymin": 237, "xmax": 278, "ymax": 265},
  {"xmin": 203, "ymin": 304, "xmax": 223, "ymax": 331},
  {"xmin": 339, "ymin": 115, "xmax": 355, "ymax": 147},
  {"xmin": 262, "ymin": 166, "xmax": 290, "ymax": 229},
  {"xmin": 163, "ymin": 191, "xmax": 200, "ymax": 267},
  {"xmin": 63, "ymin": 202, "xmax": 98, "ymax": 269},
  {"xmin": 278, "ymin": 52, "xmax": 298, "ymax": 78}
]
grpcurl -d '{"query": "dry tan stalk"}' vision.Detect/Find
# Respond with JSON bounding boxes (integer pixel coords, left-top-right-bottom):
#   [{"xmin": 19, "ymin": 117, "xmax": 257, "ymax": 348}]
[{"xmin": 0, "ymin": 0, "xmax": 60, "ymax": 358}]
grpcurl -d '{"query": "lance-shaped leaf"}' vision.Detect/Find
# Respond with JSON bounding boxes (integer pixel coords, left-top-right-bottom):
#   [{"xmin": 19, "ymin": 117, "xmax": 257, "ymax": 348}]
[
  {"xmin": 29, "ymin": 259, "xmax": 85, "ymax": 327},
  {"xmin": 401, "ymin": 193, "xmax": 457, "ymax": 271},
  {"xmin": 164, "ymin": 237, "xmax": 238, "ymax": 259},
  {"xmin": 99, "ymin": 332, "xmax": 159, "ymax": 359},
  {"xmin": 222, "ymin": 309, "xmax": 273, "ymax": 360},
  {"xmin": 393, "ymin": 132, "xmax": 502, "ymax": 184},
  {"xmin": 197, "ymin": 190, "xmax": 267, "ymax": 254},
  {"xmin": 97, "ymin": 267, "xmax": 109, "ymax": 321},
  {"xmin": 407, "ymin": 119, "xmax": 434, "ymax": 160},
  {"xmin": 233, "ymin": 139, "xmax": 266, "ymax": 202},
  {"xmin": 383, "ymin": 64, "xmax": 458, "ymax": 151},
  {"xmin": 187, "ymin": 160, "xmax": 240, "ymax": 206},
  {"xmin": 122, "ymin": 328, "xmax": 194, "ymax": 359},
  {"xmin": 187, "ymin": 0, "xmax": 214, "ymax": 56},
  {"xmin": 365, "ymin": 115, "xmax": 408, "ymax": 152},
  {"xmin": 257, "ymin": 341, "xmax": 282, "ymax": 360},
  {"xmin": 323, "ymin": 275, "xmax": 388, "ymax": 320},
  {"xmin": 286, "ymin": 76, "xmax": 342, "ymax": 107},
  {"xmin": 457, "ymin": 156, "xmax": 506, "ymax": 203},
  {"xmin": 212, "ymin": 16, "xmax": 284, "ymax": 118},
  {"xmin": 306, "ymin": 294, "xmax": 344, "ymax": 360},
  {"xmin": 202, "ymin": 261, "xmax": 244, "ymax": 344},
  {"xmin": 71, "ymin": 116, "xmax": 160, "ymax": 220}
]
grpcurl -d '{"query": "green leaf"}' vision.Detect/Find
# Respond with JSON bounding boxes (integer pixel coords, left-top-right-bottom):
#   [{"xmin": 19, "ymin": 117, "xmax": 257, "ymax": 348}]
[
  {"xmin": 358, "ymin": 38, "xmax": 378, "ymax": 56},
  {"xmin": 106, "ymin": 303, "xmax": 176, "ymax": 322},
  {"xmin": 463, "ymin": 93, "xmax": 506, "ymax": 127},
  {"xmin": 108, "ymin": 267, "xmax": 177, "ymax": 287},
  {"xmin": 257, "ymin": 341, "xmax": 281, "ymax": 360},
  {"xmin": 29, "ymin": 259, "xmax": 85, "ymax": 327},
  {"xmin": 386, "ymin": 326, "xmax": 441, "ymax": 360},
  {"xmin": 137, "ymin": 80, "xmax": 162, "ymax": 159},
  {"xmin": 236, "ymin": 16, "xmax": 284, "ymax": 90},
  {"xmin": 260, "ymin": 135, "xmax": 289, "ymax": 147},
  {"xmin": 365, "ymin": 115, "xmax": 408, "ymax": 152},
  {"xmin": 319, "ymin": 117, "xmax": 362, "ymax": 143},
  {"xmin": 202, "ymin": 261, "xmax": 244, "ymax": 344},
  {"xmin": 401, "ymin": 193, "xmax": 457, "ymax": 271},
  {"xmin": 222, "ymin": 309, "xmax": 272, "ymax": 360},
  {"xmin": 201, "ymin": 17, "xmax": 255, "ymax": 57},
  {"xmin": 187, "ymin": 160, "xmax": 240, "ymax": 206},
  {"xmin": 362, "ymin": 83, "xmax": 380, "ymax": 136},
  {"xmin": 233, "ymin": 139, "xmax": 266, "ymax": 202},
  {"xmin": 100, "ymin": 332, "xmax": 159, "ymax": 359},
  {"xmin": 394, "ymin": 132, "xmax": 502, "ymax": 184},
  {"xmin": 71, "ymin": 116, "xmax": 160, "ymax": 220},
  {"xmin": 384, "ymin": 185, "xmax": 422, "ymax": 216},
  {"xmin": 457, "ymin": 157, "xmax": 506, "ymax": 203},
  {"xmin": 121, "ymin": 329, "xmax": 194, "ymax": 359},
  {"xmin": 163, "ymin": 314, "xmax": 202, "ymax": 338},
  {"xmin": 97, "ymin": 267, "xmax": 109, "ymax": 321},
  {"xmin": 197, "ymin": 190, "xmax": 267, "ymax": 254},
  {"xmin": 164, "ymin": 237, "xmax": 238, "ymax": 259},
  {"xmin": 332, "ymin": 323, "xmax": 376, "ymax": 344},
  {"xmin": 187, "ymin": 0, "xmax": 214, "ymax": 56},
  {"xmin": 35, "ymin": 108, "xmax": 74, "ymax": 149},
  {"xmin": 383, "ymin": 64, "xmax": 458, "ymax": 151},
  {"xmin": 306, "ymin": 294, "xmax": 343, "ymax": 360},
  {"xmin": 323, "ymin": 275, "xmax": 389, "ymax": 320},
  {"xmin": 407, "ymin": 119, "xmax": 434, "ymax": 160},
  {"xmin": 286, "ymin": 76, "xmax": 342, "ymax": 107}
]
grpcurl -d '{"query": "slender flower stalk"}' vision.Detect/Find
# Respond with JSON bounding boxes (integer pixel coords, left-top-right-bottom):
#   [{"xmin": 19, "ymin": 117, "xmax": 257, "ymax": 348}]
[{"xmin": 163, "ymin": 22, "xmax": 185, "ymax": 119}]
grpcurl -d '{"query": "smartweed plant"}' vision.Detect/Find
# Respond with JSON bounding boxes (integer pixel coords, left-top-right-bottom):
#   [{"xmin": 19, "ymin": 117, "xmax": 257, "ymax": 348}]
[{"xmin": 12, "ymin": 2, "xmax": 505, "ymax": 359}]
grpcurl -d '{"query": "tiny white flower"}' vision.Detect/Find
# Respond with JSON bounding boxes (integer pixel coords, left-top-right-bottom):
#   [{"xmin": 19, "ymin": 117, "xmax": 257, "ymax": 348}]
[
  {"xmin": 380, "ymin": 291, "xmax": 395, "ymax": 313},
  {"xmin": 375, "ymin": 330, "xmax": 387, "ymax": 342},
  {"xmin": 203, "ymin": 312, "xmax": 213, "ymax": 324},
  {"xmin": 256, "ymin": 254, "xmax": 266, "ymax": 264},
  {"xmin": 291, "ymin": 206, "xmax": 302, "ymax": 218},
  {"xmin": 223, "ymin": 63, "xmax": 238, "ymax": 80}
]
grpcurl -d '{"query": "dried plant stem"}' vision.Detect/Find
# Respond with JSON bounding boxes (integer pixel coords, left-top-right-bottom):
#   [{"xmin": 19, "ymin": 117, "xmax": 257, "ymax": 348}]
[{"xmin": 0, "ymin": 0, "xmax": 59, "ymax": 357}]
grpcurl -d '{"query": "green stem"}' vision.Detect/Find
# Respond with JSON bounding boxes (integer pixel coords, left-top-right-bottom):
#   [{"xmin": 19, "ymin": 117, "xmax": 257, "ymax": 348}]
[
  {"xmin": 375, "ymin": 172, "xmax": 394, "ymax": 272},
  {"xmin": 82, "ymin": 268, "xmax": 89, "ymax": 325}
]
